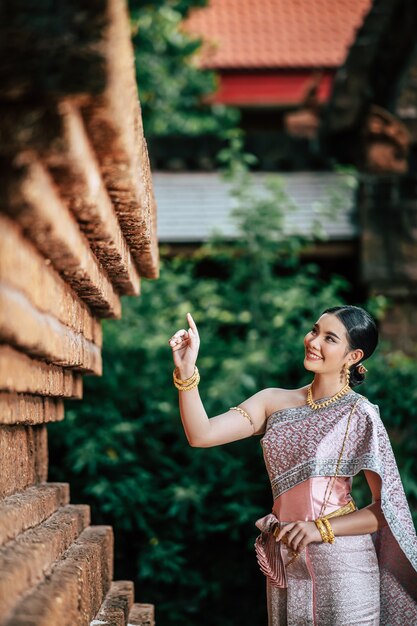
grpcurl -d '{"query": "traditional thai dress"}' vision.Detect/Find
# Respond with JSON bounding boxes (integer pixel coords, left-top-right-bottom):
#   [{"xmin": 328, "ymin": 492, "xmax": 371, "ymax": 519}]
[{"xmin": 254, "ymin": 389, "xmax": 417, "ymax": 625}]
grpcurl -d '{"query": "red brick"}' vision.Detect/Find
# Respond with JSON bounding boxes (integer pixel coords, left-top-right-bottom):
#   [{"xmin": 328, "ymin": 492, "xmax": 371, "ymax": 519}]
[
  {"xmin": 4, "ymin": 526, "xmax": 113, "ymax": 626},
  {"xmin": 0, "ymin": 483, "xmax": 70, "ymax": 546},
  {"xmin": 46, "ymin": 101, "xmax": 141, "ymax": 297},
  {"xmin": 1, "ymin": 157, "xmax": 122, "ymax": 319},
  {"xmin": 0, "ymin": 215, "xmax": 102, "ymax": 347},
  {"xmin": 0, "ymin": 346, "xmax": 83, "ymax": 398},
  {"xmin": 92, "ymin": 580, "xmax": 134, "ymax": 626},
  {"xmin": 128, "ymin": 603, "xmax": 155, "ymax": 626},
  {"xmin": 0, "ymin": 281, "xmax": 102, "ymax": 374},
  {"xmin": 0, "ymin": 393, "xmax": 64, "ymax": 426},
  {"xmin": 83, "ymin": 0, "xmax": 159, "ymax": 281},
  {"xmin": 0, "ymin": 504, "xmax": 90, "ymax": 620},
  {"xmin": 0, "ymin": 425, "xmax": 48, "ymax": 498}
]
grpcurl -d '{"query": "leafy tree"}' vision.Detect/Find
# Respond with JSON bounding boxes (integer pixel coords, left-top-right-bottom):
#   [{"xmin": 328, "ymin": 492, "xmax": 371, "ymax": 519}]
[{"xmin": 129, "ymin": 0, "xmax": 239, "ymax": 137}]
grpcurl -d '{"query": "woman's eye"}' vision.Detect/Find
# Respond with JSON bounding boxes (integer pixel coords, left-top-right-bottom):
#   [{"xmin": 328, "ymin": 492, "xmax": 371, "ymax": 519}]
[{"xmin": 326, "ymin": 336, "xmax": 335, "ymax": 342}]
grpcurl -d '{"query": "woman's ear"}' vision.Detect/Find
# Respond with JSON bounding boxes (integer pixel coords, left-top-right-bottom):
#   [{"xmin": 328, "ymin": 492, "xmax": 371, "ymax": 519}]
[{"xmin": 350, "ymin": 349, "xmax": 364, "ymax": 366}]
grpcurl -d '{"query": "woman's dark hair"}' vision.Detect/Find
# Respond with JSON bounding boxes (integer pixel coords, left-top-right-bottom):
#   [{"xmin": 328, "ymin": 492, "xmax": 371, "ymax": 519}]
[{"xmin": 321, "ymin": 305, "xmax": 378, "ymax": 387}]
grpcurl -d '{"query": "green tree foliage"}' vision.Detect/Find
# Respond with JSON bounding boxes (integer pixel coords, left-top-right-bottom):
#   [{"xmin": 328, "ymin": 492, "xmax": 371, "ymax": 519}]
[
  {"xmin": 48, "ymin": 159, "xmax": 417, "ymax": 625},
  {"xmin": 129, "ymin": 0, "xmax": 239, "ymax": 137}
]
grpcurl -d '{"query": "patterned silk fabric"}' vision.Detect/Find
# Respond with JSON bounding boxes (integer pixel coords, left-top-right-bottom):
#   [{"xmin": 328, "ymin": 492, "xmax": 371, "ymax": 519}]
[{"xmin": 256, "ymin": 390, "xmax": 417, "ymax": 625}]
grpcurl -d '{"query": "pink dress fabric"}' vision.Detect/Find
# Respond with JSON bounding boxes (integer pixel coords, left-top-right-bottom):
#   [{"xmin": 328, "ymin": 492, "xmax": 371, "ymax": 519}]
[
  {"xmin": 254, "ymin": 390, "xmax": 417, "ymax": 625},
  {"xmin": 273, "ymin": 476, "xmax": 353, "ymax": 522},
  {"xmin": 265, "ymin": 477, "xmax": 380, "ymax": 626}
]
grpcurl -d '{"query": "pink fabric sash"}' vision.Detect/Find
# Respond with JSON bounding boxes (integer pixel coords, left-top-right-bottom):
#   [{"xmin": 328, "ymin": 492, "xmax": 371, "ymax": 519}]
[{"xmin": 254, "ymin": 512, "xmax": 287, "ymax": 588}]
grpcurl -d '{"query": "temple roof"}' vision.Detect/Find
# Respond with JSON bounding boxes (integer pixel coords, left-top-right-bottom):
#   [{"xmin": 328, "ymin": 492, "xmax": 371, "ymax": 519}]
[{"xmin": 185, "ymin": 0, "xmax": 373, "ymax": 69}]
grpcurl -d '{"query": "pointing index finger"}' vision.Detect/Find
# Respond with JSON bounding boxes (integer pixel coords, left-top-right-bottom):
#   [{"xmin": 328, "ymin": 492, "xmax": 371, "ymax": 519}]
[{"xmin": 187, "ymin": 312, "xmax": 198, "ymax": 334}]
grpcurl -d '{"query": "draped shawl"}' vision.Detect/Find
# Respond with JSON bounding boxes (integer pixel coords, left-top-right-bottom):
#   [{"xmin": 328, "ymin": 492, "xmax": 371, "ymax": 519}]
[{"xmin": 258, "ymin": 389, "xmax": 417, "ymax": 624}]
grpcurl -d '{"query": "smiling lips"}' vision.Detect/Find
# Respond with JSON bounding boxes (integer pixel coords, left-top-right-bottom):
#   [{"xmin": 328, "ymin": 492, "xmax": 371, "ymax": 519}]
[{"xmin": 305, "ymin": 350, "xmax": 323, "ymax": 361}]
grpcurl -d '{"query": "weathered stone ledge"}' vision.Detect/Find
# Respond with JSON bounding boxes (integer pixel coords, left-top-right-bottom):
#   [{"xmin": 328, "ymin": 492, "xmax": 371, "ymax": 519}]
[
  {"xmin": 0, "ymin": 393, "xmax": 64, "ymax": 426},
  {"xmin": 47, "ymin": 101, "xmax": 142, "ymax": 296},
  {"xmin": 0, "ymin": 424, "xmax": 48, "ymax": 498},
  {"xmin": 0, "ymin": 346, "xmax": 83, "ymax": 398},
  {"xmin": 91, "ymin": 580, "xmax": 134, "ymax": 626},
  {"xmin": 4, "ymin": 525, "xmax": 113, "ymax": 626},
  {"xmin": 0, "ymin": 504, "xmax": 90, "ymax": 620},
  {"xmin": 128, "ymin": 603, "xmax": 156, "ymax": 626},
  {"xmin": 1, "ymin": 158, "xmax": 122, "ymax": 319},
  {"xmin": 0, "ymin": 216, "xmax": 102, "ymax": 347},
  {"xmin": 82, "ymin": 0, "xmax": 158, "ymax": 280},
  {"xmin": 0, "ymin": 483, "xmax": 69, "ymax": 546},
  {"xmin": 0, "ymin": 282, "xmax": 102, "ymax": 374}
]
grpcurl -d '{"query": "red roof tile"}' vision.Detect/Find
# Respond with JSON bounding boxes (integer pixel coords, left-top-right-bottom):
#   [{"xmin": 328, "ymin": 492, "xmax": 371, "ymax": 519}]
[{"xmin": 184, "ymin": 0, "xmax": 373, "ymax": 69}]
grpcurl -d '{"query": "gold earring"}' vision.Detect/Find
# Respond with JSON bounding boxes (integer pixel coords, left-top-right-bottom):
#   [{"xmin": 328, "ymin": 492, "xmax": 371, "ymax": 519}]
[{"xmin": 344, "ymin": 363, "xmax": 351, "ymax": 386}]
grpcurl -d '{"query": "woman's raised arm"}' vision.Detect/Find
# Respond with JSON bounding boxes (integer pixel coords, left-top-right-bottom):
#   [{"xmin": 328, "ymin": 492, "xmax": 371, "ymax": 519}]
[{"xmin": 169, "ymin": 312, "xmax": 269, "ymax": 447}]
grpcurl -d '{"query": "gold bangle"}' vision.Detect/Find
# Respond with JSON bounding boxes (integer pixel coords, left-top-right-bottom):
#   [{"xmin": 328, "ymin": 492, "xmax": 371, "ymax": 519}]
[
  {"xmin": 173, "ymin": 377, "xmax": 200, "ymax": 391},
  {"xmin": 173, "ymin": 366, "xmax": 200, "ymax": 391},
  {"xmin": 173, "ymin": 380, "xmax": 198, "ymax": 390},
  {"xmin": 314, "ymin": 518, "xmax": 330, "ymax": 543},
  {"xmin": 173, "ymin": 366, "xmax": 199, "ymax": 384},
  {"xmin": 229, "ymin": 406, "xmax": 255, "ymax": 431},
  {"xmin": 173, "ymin": 379, "xmax": 199, "ymax": 391},
  {"xmin": 321, "ymin": 518, "xmax": 335, "ymax": 544},
  {"xmin": 173, "ymin": 367, "xmax": 199, "ymax": 385}
]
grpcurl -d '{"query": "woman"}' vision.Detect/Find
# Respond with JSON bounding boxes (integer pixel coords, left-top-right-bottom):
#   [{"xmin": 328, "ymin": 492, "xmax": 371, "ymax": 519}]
[{"xmin": 169, "ymin": 305, "xmax": 417, "ymax": 625}]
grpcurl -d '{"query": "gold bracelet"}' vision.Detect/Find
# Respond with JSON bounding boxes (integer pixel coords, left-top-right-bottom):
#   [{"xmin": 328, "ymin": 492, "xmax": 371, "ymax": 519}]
[
  {"xmin": 173, "ymin": 378, "xmax": 198, "ymax": 390},
  {"xmin": 314, "ymin": 518, "xmax": 330, "ymax": 543},
  {"xmin": 173, "ymin": 366, "xmax": 198, "ymax": 384},
  {"xmin": 229, "ymin": 406, "xmax": 255, "ymax": 431},
  {"xmin": 173, "ymin": 366, "xmax": 198, "ymax": 383},
  {"xmin": 173, "ymin": 366, "xmax": 200, "ymax": 391},
  {"xmin": 173, "ymin": 378, "xmax": 200, "ymax": 391},
  {"xmin": 321, "ymin": 517, "xmax": 335, "ymax": 544},
  {"xmin": 173, "ymin": 376, "xmax": 200, "ymax": 391}
]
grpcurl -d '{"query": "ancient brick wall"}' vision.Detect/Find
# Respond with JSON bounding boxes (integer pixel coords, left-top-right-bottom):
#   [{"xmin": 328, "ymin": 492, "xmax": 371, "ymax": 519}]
[{"xmin": 0, "ymin": 1, "xmax": 157, "ymax": 624}]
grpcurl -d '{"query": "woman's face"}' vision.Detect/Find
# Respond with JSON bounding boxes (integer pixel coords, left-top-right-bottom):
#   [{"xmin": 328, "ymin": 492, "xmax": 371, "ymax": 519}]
[{"xmin": 303, "ymin": 313, "xmax": 362, "ymax": 375}]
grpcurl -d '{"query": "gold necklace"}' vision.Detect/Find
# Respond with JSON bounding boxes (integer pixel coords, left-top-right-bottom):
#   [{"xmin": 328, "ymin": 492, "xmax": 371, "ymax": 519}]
[{"xmin": 307, "ymin": 382, "xmax": 351, "ymax": 410}]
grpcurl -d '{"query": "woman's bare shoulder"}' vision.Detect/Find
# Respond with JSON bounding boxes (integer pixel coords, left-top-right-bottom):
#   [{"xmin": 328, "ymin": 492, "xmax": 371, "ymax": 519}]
[{"xmin": 264, "ymin": 385, "xmax": 309, "ymax": 417}]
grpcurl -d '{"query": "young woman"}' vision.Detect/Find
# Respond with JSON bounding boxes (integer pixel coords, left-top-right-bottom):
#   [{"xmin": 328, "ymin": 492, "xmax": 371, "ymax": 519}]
[{"xmin": 169, "ymin": 305, "xmax": 417, "ymax": 625}]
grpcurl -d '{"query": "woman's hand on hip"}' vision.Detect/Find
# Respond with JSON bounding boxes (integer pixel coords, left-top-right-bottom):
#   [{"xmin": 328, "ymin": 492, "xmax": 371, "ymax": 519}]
[
  {"xmin": 274, "ymin": 520, "xmax": 323, "ymax": 553},
  {"xmin": 168, "ymin": 312, "xmax": 200, "ymax": 376}
]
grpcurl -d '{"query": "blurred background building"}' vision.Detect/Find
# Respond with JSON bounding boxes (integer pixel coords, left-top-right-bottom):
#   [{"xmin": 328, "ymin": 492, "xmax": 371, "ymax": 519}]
[{"xmin": 152, "ymin": 0, "xmax": 417, "ymax": 352}]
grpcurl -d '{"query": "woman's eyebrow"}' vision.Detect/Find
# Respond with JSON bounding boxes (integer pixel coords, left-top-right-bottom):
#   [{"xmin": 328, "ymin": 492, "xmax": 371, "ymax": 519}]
[{"xmin": 313, "ymin": 322, "xmax": 341, "ymax": 340}]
